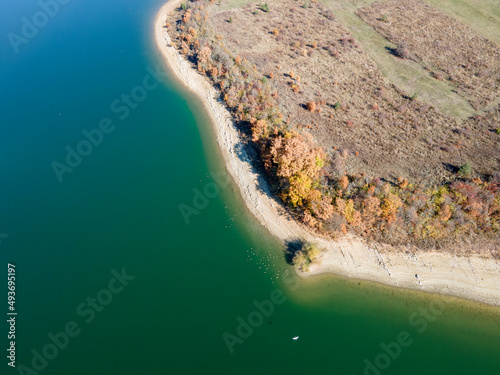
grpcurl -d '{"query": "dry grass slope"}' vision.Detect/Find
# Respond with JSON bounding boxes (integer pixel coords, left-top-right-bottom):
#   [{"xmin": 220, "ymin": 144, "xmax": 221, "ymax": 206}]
[
  {"xmin": 167, "ymin": 0, "xmax": 500, "ymax": 253},
  {"xmin": 426, "ymin": 0, "xmax": 500, "ymax": 46},
  {"xmin": 356, "ymin": 0, "xmax": 500, "ymax": 110},
  {"xmin": 209, "ymin": 0, "xmax": 498, "ymax": 186},
  {"xmin": 321, "ymin": 0, "xmax": 476, "ymax": 120}
]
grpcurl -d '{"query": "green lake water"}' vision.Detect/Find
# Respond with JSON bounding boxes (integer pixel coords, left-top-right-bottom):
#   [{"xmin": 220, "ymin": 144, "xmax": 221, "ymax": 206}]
[{"xmin": 0, "ymin": 0, "xmax": 499, "ymax": 374}]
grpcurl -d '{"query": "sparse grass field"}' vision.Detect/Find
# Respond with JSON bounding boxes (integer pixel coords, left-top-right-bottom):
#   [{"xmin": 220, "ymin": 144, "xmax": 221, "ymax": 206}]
[
  {"xmin": 207, "ymin": 0, "xmax": 498, "ymax": 186},
  {"xmin": 168, "ymin": 0, "xmax": 500, "ymax": 252},
  {"xmin": 426, "ymin": 0, "xmax": 500, "ymax": 46},
  {"xmin": 356, "ymin": 0, "xmax": 500, "ymax": 110},
  {"xmin": 321, "ymin": 0, "xmax": 476, "ymax": 120},
  {"xmin": 214, "ymin": 0, "xmax": 500, "ymax": 115}
]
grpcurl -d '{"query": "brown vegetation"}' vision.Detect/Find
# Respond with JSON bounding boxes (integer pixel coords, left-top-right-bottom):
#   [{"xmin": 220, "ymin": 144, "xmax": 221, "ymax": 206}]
[
  {"xmin": 206, "ymin": 0, "xmax": 500, "ymax": 189},
  {"xmin": 356, "ymin": 0, "xmax": 500, "ymax": 110},
  {"xmin": 167, "ymin": 0, "xmax": 500, "ymax": 254}
]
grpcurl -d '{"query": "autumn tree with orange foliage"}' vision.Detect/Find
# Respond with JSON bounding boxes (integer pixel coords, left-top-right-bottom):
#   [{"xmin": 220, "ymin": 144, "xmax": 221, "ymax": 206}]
[
  {"xmin": 381, "ymin": 193, "xmax": 403, "ymax": 224},
  {"xmin": 361, "ymin": 195, "xmax": 382, "ymax": 228},
  {"xmin": 306, "ymin": 101, "xmax": 316, "ymax": 112},
  {"xmin": 339, "ymin": 175, "xmax": 349, "ymax": 190},
  {"xmin": 266, "ymin": 131, "xmax": 327, "ymax": 213}
]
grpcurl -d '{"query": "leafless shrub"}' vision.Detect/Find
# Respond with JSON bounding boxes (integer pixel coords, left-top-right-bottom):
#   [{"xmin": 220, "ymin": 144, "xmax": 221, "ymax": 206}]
[
  {"xmin": 323, "ymin": 10, "xmax": 335, "ymax": 21},
  {"xmin": 432, "ymin": 71, "xmax": 444, "ymax": 80},
  {"xmin": 328, "ymin": 46, "xmax": 340, "ymax": 57},
  {"xmin": 395, "ymin": 42, "xmax": 410, "ymax": 59}
]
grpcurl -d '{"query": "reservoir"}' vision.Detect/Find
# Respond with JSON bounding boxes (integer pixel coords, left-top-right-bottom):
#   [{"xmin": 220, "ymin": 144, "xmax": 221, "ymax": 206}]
[{"xmin": 0, "ymin": 0, "xmax": 499, "ymax": 374}]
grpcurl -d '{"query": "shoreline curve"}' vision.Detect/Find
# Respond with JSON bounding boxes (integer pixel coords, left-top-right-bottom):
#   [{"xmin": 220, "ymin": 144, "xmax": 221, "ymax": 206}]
[{"xmin": 154, "ymin": 0, "xmax": 500, "ymax": 306}]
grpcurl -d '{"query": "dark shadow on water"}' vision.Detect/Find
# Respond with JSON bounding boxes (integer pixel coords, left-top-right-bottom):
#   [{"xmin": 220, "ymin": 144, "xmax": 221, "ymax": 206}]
[{"xmin": 284, "ymin": 239, "xmax": 305, "ymax": 265}]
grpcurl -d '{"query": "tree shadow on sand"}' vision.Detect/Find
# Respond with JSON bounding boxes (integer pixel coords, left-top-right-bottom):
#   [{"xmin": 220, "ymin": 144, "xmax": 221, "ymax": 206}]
[{"xmin": 232, "ymin": 132, "xmax": 284, "ymax": 208}]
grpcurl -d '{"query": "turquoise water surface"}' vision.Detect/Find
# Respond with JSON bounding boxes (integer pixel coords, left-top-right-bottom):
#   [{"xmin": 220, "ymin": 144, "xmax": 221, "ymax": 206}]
[{"xmin": 0, "ymin": 1, "xmax": 499, "ymax": 374}]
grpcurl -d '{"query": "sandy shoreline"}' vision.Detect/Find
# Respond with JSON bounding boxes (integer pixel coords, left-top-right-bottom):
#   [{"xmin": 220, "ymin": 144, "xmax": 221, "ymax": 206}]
[{"xmin": 154, "ymin": 0, "xmax": 500, "ymax": 306}]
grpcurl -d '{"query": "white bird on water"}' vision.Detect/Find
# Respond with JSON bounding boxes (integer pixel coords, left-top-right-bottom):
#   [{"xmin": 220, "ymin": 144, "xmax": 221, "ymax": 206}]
[{"xmin": 292, "ymin": 336, "xmax": 299, "ymax": 340}]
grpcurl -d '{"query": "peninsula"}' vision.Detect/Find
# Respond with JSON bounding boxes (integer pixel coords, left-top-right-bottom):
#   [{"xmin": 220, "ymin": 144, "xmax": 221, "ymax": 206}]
[{"xmin": 155, "ymin": 0, "xmax": 500, "ymax": 306}]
